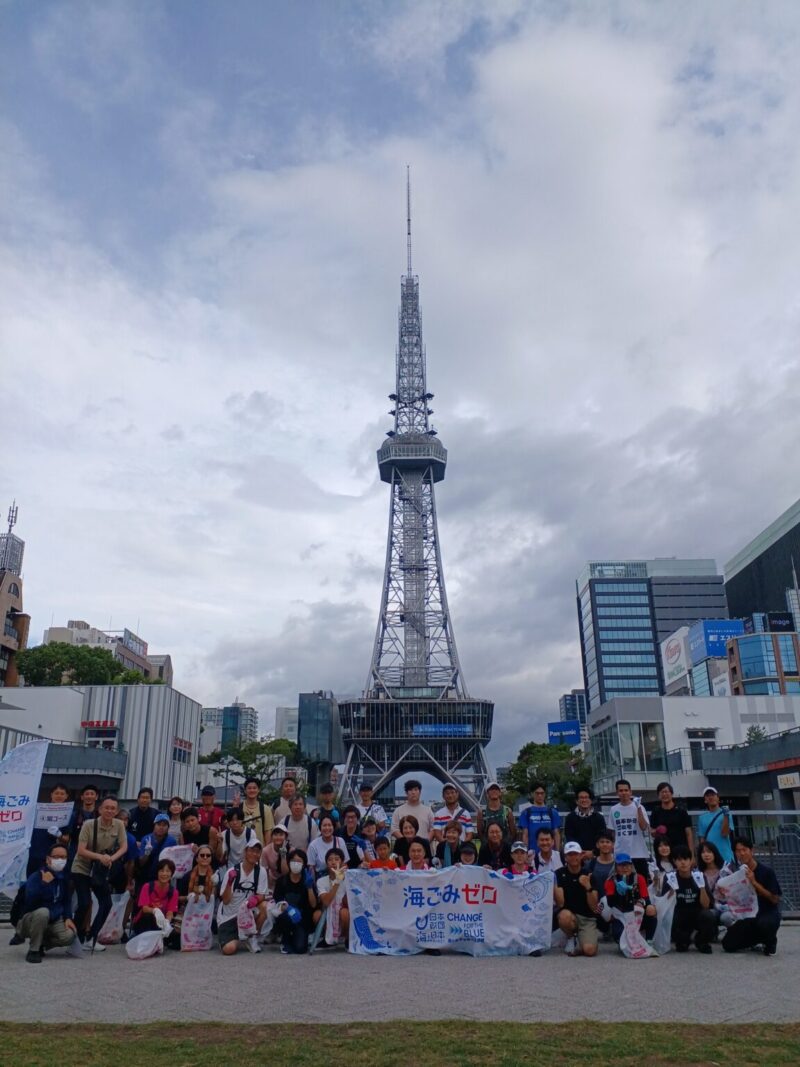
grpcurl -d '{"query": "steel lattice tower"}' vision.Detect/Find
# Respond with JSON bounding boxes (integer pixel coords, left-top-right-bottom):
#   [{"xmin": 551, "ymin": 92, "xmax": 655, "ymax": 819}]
[{"xmin": 338, "ymin": 174, "xmax": 494, "ymax": 809}]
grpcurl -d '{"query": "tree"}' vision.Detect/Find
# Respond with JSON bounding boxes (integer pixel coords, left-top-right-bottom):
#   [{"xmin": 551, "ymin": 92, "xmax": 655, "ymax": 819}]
[
  {"xmin": 745, "ymin": 724, "xmax": 768, "ymax": 744},
  {"xmin": 504, "ymin": 741, "xmax": 592, "ymax": 807},
  {"xmin": 17, "ymin": 642, "xmax": 156, "ymax": 687},
  {"xmin": 204, "ymin": 737, "xmax": 300, "ymax": 799}
]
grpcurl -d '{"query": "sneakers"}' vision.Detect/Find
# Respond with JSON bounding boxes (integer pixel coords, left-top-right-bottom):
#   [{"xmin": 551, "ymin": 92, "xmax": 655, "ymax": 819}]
[
  {"xmin": 25, "ymin": 949, "xmax": 43, "ymax": 963},
  {"xmin": 83, "ymin": 940, "xmax": 105, "ymax": 952},
  {"xmin": 246, "ymin": 936, "xmax": 262, "ymax": 954},
  {"xmin": 280, "ymin": 945, "xmax": 290, "ymax": 954},
  {"xmin": 9, "ymin": 933, "xmax": 23, "ymax": 946},
  {"xmin": 564, "ymin": 936, "xmax": 579, "ymax": 956},
  {"xmin": 529, "ymin": 949, "xmax": 543, "ymax": 957},
  {"xmin": 763, "ymin": 942, "xmax": 777, "ymax": 957},
  {"xmin": 696, "ymin": 943, "xmax": 712, "ymax": 954}
]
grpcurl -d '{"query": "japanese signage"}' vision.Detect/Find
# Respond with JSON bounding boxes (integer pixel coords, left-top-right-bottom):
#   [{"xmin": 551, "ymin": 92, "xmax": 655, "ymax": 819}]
[
  {"xmin": 0, "ymin": 740, "xmax": 49, "ymax": 894},
  {"xmin": 346, "ymin": 866, "xmax": 554, "ymax": 956},
  {"xmin": 34, "ymin": 802, "xmax": 75, "ymax": 831},
  {"xmin": 688, "ymin": 619, "xmax": 744, "ymax": 666}
]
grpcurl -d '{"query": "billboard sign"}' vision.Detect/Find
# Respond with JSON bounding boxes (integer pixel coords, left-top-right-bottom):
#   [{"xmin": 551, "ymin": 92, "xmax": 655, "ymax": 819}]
[
  {"xmin": 660, "ymin": 627, "xmax": 690, "ymax": 685},
  {"xmin": 767, "ymin": 612, "xmax": 795, "ymax": 633},
  {"xmin": 412, "ymin": 724, "xmax": 471, "ymax": 737},
  {"xmin": 688, "ymin": 619, "xmax": 745, "ymax": 666},
  {"xmin": 547, "ymin": 720, "xmax": 582, "ymax": 746}
]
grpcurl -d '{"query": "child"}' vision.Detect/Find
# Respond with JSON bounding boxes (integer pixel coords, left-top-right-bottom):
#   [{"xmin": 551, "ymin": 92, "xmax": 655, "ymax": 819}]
[
  {"xmin": 664, "ymin": 845, "xmax": 717, "ymax": 953},
  {"xmin": 603, "ymin": 853, "xmax": 656, "ymax": 944},
  {"xmin": 360, "ymin": 817, "xmax": 379, "ymax": 861},
  {"xmin": 457, "ymin": 841, "xmax": 479, "ymax": 866},
  {"xmin": 314, "ymin": 847, "xmax": 350, "ymax": 947},
  {"xmin": 368, "ymin": 836, "xmax": 398, "ymax": 870},
  {"xmin": 588, "ymin": 831, "xmax": 616, "ymax": 896}
]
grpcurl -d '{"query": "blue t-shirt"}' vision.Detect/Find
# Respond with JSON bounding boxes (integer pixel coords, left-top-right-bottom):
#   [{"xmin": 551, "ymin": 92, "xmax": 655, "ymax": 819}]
[
  {"xmin": 697, "ymin": 809, "xmax": 735, "ymax": 864},
  {"xmin": 518, "ymin": 804, "xmax": 561, "ymax": 850}
]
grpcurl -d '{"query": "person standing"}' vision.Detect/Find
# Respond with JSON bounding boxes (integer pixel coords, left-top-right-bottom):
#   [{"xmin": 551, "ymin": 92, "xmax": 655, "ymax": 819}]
[
  {"xmin": 475, "ymin": 782, "xmax": 516, "ymax": 843},
  {"xmin": 281, "ymin": 793, "xmax": 320, "ymax": 852},
  {"xmin": 648, "ymin": 782, "xmax": 693, "ymax": 855},
  {"xmin": 721, "ymin": 837, "xmax": 782, "ymax": 956},
  {"xmin": 197, "ymin": 786, "xmax": 225, "ymax": 832},
  {"xmin": 241, "ymin": 777, "xmax": 274, "ymax": 844},
  {"xmin": 71, "ymin": 795, "xmax": 127, "ymax": 949},
  {"xmin": 356, "ymin": 783, "xmax": 388, "ymax": 832},
  {"xmin": 608, "ymin": 779, "xmax": 651, "ymax": 879},
  {"xmin": 518, "ymin": 783, "xmax": 562, "ymax": 852},
  {"xmin": 697, "ymin": 787, "xmax": 734, "ymax": 865},
  {"xmin": 432, "ymin": 782, "xmax": 474, "ymax": 843},
  {"xmin": 390, "ymin": 780, "xmax": 434, "ymax": 841},
  {"xmin": 27, "ymin": 782, "xmax": 73, "ymax": 876},
  {"xmin": 272, "ymin": 777, "xmax": 299, "ymax": 824},
  {"xmin": 563, "ymin": 788, "xmax": 606, "ymax": 862},
  {"xmin": 128, "ymin": 787, "xmax": 157, "ymax": 842}
]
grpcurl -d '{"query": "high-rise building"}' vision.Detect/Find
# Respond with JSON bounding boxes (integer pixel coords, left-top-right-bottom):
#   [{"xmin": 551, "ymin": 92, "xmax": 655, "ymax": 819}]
[
  {"xmin": 577, "ymin": 559, "xmax": 728, "ymax": 714},
  {"xmin": 559, "ymin": 689, "xmax": 587, "ymax": 727},
  {"xmin": 337, "ymin": 177, "xmax": 494, "ymax": 806},
  {"xmin": 298, "ymin": 690, "xmax": 344, "ymax": 793},
  {"xmin": 0, "ymin": 502, "xmax": 30, "ymax": 687},
  {"xmin": 727, "ymin": 630, "xmax": 800, "ymax": 696},
  {"xmin": 725, "ymin": 497, "xmax": 800, "ymax": 618},
  {"xmin": 275, "ymin": 706, "xmax": 299, "ymax": 744},
  {"xmin": 200, "ymin": 700, "xmax": 259, "ymax": 755},
  {"xmin": 42, "ymin": 619, "xmax": 173, "ymax": 684}
]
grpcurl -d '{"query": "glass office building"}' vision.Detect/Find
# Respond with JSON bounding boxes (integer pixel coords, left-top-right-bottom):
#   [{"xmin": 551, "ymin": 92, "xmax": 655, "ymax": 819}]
[
  {"xmin": 577, "ymin": 559, "xmax": 728, "ymax": 714},
  {"xmin": 725, "ymin": 497, "xmax": 800, "ymax": 617},
  {"xmin": 728, "ymin": 632, "xmax": 800, "ymax": 695}
]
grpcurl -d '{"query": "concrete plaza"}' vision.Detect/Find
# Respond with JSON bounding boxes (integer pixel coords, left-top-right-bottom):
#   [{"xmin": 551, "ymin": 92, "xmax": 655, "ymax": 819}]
[{"xmin": 1, "ymin": 925, "xmax": 797, "ymax": 1025}]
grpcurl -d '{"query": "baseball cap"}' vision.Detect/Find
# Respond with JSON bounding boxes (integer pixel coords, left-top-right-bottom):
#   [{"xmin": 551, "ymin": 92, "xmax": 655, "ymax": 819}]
[
  {"xmin": 154, "ymin": 813, "xmax": 170, "ymax": 824},
  {"xmin": 443, "ymin": 782, "xmax": 458, "ymax": 792},
  {"xmin": 563, "ymin": 841, "xmax": 583, "ymax": 855},
  {"xmin": 703, "ymin": 786, "xmax": 719, "ymax": 795},
  {"xmin": 271, "ymin": 824, "xmax": 288, "ymax": 835},
  {"xmin": 510, "ymin": 841, "xmax": 528, "ymax": 853},
  {"xmin": 486, "ymin": 781, "xmax": 501, "ymax": 791},
  {"xmin": 615, "ymin": 852, "xmax": 633, "ymax": 864},
  {"xmin": 244, "ymin": 839, "xmax": 263, "ymax": 851}
]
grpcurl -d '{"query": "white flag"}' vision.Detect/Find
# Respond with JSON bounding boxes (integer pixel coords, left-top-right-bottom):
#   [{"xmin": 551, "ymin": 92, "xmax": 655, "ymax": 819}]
[{"xmin": 0, "ymin": 739, "xmax": 49, "ymax": 895}]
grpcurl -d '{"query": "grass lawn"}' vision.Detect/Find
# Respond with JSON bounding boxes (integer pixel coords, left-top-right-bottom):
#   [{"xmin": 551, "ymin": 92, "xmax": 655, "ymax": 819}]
[{"xmin": 1, "ymin": 1022, "xmax": 798, "ymax": 1066}]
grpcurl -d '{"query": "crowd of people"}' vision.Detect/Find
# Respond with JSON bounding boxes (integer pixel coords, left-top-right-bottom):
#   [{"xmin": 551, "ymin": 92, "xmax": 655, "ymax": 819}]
[{"xmin": 9, "ymin": 774, "xmax": 784, "ymax": 962}]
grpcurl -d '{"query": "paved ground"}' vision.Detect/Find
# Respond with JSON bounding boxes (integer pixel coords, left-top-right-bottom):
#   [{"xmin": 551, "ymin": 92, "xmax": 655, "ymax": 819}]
[{"xmin": 1, "ymin": 926, "xmax": 797, "ymax": 1025}]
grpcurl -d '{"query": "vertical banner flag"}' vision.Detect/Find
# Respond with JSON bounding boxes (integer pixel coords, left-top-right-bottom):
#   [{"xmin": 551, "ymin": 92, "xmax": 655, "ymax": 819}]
[
  {"xmin": 0, "ymin": 739, "xmax": 49, "ymax": 895},
  {"xmin": 346, "ymin": 866, "xmax": 554, "ymax": 956}
]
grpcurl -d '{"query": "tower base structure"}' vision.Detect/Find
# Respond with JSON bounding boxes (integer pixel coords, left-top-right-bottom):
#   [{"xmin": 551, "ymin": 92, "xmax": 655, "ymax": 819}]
[{"xmin": 338, "ymin": 695, "xmax": 494, "ymax": 809}]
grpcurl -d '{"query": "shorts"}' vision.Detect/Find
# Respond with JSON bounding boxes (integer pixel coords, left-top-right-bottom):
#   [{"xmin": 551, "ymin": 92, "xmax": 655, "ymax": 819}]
[
  {"xmin": 217, "ymin": 918, "xmax": 240, "ymax": 948},
  {"xmin": 575, "ymin": 913, "xmax": 598, "ymax": 950}
]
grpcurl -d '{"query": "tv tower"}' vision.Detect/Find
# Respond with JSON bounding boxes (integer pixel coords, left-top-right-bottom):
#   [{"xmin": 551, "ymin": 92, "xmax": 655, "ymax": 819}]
[{"xmin": 338, "ymin": 173, "xmax": 494, "ymax": 808}]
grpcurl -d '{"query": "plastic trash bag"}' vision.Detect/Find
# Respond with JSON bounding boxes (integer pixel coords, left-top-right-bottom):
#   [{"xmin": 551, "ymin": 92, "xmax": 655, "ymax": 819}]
[
  {"xmin": 97, "ymin": 893, "xmax": 127, "ymax": 945},
  {"xmin": 181, "ymin": 894, "xmax": 214, "ymax": 952},
  {"xmin": 236, "ymin": 899, "xmax": 257, "ymax": 939},
  {"xmin": 652, "ymin": 892, "xmax": 675, "ymax": 956},
  {"xmin": 125, "ymin": 930, "xmax": 164, "ymax": 960},
  {"xmin": 618, "ymin": 905, "xmax": 656, "ymax": 959}
]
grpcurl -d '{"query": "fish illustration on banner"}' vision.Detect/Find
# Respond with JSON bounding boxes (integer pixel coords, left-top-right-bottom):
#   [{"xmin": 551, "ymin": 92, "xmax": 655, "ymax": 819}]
[
  {"xmin": 346, "ymin": 866, "xmax": 554, "ymax": 956},
  {"xmin": 0, "ymin": 740, "xmax": 49, "ymax": 895}
]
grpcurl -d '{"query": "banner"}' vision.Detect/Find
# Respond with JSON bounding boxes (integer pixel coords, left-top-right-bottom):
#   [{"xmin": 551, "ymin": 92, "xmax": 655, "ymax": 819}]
[
  {"xmin": 346, "ymin": 866, "xmax": 554, "ymax": 956},
  {"xmin": 34, "ymin": 802, "xmax": 75, "ymax": 831},
  {"xmin": 715, "ymin": 866, "xmax": 759, "ymax": 920},
  {"xmin": 0, "ymin": 740, "xmax": 49, "ymax": 895}
]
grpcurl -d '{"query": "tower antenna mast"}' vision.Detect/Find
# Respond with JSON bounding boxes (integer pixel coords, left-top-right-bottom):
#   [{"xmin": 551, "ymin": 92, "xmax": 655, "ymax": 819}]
[{"xmin": 406, "ymin": 165, "xmax": 412, "ymax": 276}]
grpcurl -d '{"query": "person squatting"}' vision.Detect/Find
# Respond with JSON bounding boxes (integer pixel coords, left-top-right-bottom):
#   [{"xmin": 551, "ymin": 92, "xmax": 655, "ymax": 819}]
[{"xmin": 9, "ymin": 775, "xmax": 783, "ymax": 962}]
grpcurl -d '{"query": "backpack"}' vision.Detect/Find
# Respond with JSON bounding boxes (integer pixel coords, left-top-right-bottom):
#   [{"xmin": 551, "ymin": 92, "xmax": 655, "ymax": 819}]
[
  {"xmin": 223, "ymin": 826, "xmax": 256, "ymax": 856},
  {"xmin": 231, "ymin": 862, "xmax": 260, "ymax": 895},
  {"xmin": 282, "ymin": 814, "xmax": 313, "ymax": 839}
]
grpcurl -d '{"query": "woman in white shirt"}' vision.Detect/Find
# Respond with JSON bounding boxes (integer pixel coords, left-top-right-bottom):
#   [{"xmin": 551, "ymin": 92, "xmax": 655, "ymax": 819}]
[{"xmin": 307, "ymin": 815, "xmax": 347, "ymax": 876}]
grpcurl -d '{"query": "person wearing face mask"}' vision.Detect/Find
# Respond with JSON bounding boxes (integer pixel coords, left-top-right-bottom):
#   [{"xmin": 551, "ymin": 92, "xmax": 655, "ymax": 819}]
[
  {"xmin": 272, "ymin": 849, "xmax": 318, "ymax": 955},
  {"xmin": 15, "ymin": 844, "xmax": 81, "ymax": 963}
]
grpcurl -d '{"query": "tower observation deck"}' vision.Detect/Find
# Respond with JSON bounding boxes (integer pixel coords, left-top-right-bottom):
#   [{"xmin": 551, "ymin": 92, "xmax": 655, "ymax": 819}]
[{"xmin": 338, "ymin": 174, "xmax": 494, "ymax": 810}]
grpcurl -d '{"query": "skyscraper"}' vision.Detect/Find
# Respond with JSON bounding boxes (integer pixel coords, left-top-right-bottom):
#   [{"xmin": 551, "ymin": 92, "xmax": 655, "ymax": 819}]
[
  {"xmin": 577, "ymin": 559, "xmax": 728, "ymax": 714},
  {"xmin": 338, "ymin": 176, "xmax": 493, "ymax": 807},
  {"xmin": 0, "ymin": 502, "xmax": 30, "ymax": 686},
  {"xmin": 725, "ymin": 497, "xmax": 800, "ymax": 619}
]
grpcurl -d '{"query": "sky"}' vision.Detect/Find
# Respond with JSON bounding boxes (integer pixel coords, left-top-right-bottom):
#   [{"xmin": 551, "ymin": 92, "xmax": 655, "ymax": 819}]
[{"xmin": 2, "ymin": 1, "xmax": 800, "ymax": 767}]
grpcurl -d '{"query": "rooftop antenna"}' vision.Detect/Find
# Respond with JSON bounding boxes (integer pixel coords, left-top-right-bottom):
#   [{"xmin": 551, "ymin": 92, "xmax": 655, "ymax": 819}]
[
  {"xmin": 406, "ymin": 165, "xmax": 412, "ymax": 276},
  {"xmin": 6, "ymin": 500, "xmax": 17, "ymax": 535},
  {"xmin": 1, "ymin": 500, "xmax": 18, "ymax": 570}
]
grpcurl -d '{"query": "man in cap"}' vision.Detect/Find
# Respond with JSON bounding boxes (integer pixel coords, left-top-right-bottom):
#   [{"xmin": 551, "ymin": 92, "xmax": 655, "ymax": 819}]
[
  {"xmin": 555, "ymin": 841, "xmax": 600, "ymax": 956},
  {"xmin": 433, "ymin": 782, "xmax": 474, "ymax": 843},
  {"xmin": 217, "ymin": 839, "xmax": 268, "ymax": 955},
  {"xmin": 137, "ymin": 813, "xmax": 178, "ymax": 883},
  {"xmin": 697, "ymin": 787, "xmax": 734, "ymax": 865},
  {"xmin": 198, "ymin": 786, "xmax": 225, "ymax": 832},
  {"xmin": 390, "ymin": 779, "xmax": 434, "ymax": 841},
  {"xmin": 476, "ymin": 782, "xmax": 516, "ymax": 843}
]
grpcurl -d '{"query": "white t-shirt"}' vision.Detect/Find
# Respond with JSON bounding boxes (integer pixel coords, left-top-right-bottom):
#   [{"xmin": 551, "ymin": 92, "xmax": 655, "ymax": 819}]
[
  {"xmin": 216, "ymin": 862, "xmax": 268, "ymax": 926},
  {"xmin": 532, "ymin": 851, "xmax": 563, "ymax": 874},
  {"xmin": 357, "ymin": 802, "xmax": 388, "ymax": 827},
  {"xmin": 307, "ymin": 835, "xmax": 348, "ymax": 874},
  {"xmin": 608, "ymin": 802, "xmax": 651, "ymax": 859},
  {"xmin": 222, "ymin": 826, "xmax": 257, "ymax": 867}
]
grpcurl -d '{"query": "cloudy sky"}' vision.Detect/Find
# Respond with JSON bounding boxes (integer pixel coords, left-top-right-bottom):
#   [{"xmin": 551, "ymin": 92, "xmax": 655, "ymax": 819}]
[{"xmin": 3, "ymin": 1, "xmax": 800, "ymax": 766}]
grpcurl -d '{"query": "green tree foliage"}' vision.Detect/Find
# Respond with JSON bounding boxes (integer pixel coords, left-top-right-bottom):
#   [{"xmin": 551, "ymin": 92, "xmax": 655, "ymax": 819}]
[
  {"xmin": 16, "ymin": 642, "xmax": 153, "ymax": 686},
  {"xmin": 504, "ymin": 741, "xmax": 592, "ymax": 807},
  {"xmin": 204, "ymin": 738, "xmax": 300, "ymax": 799},
  {"xmin": 745, "ymin": 724, "xmax": 768, "ymax": 744}
]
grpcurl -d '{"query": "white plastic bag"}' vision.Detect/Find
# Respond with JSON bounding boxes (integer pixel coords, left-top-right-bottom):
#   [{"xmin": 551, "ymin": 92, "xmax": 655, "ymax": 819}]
[
  {"xmin": 97, "ymin": 894, "xmax": 127, "ymax": 945},
  {"xmin": 159, "ymin": 845, "xmax": 195, "ymax": 879},
  {"xmin": 618, "ymin": 905, "xmax": 656, "ymax": 958},
  {"xmin": 652, "ymin": 892, "xmax": 675, "ymax": 955},
  {"xmin": 181, "ymin": 894, "xmax": 214, "ymax": 952},
  {"xmin": 716, "ymin": 867, "xmax": 758, "ymax": 920},
  {"xmin": 236, "ymin": 899, "xmax": 257, "ymax": 939},
  {"xmin": 125, "ymin": 930, "xmax": 164, "ymax": 960}
]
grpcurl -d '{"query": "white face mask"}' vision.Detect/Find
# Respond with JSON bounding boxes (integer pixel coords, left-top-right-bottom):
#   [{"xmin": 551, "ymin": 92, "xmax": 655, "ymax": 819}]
[
  {"xmin": 289, "ymin": 861, "xmax": 303, "ymax": 874},
  {"xmin": 50, "ymin": 858, "xmax": 67, "ymax": 873}
]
